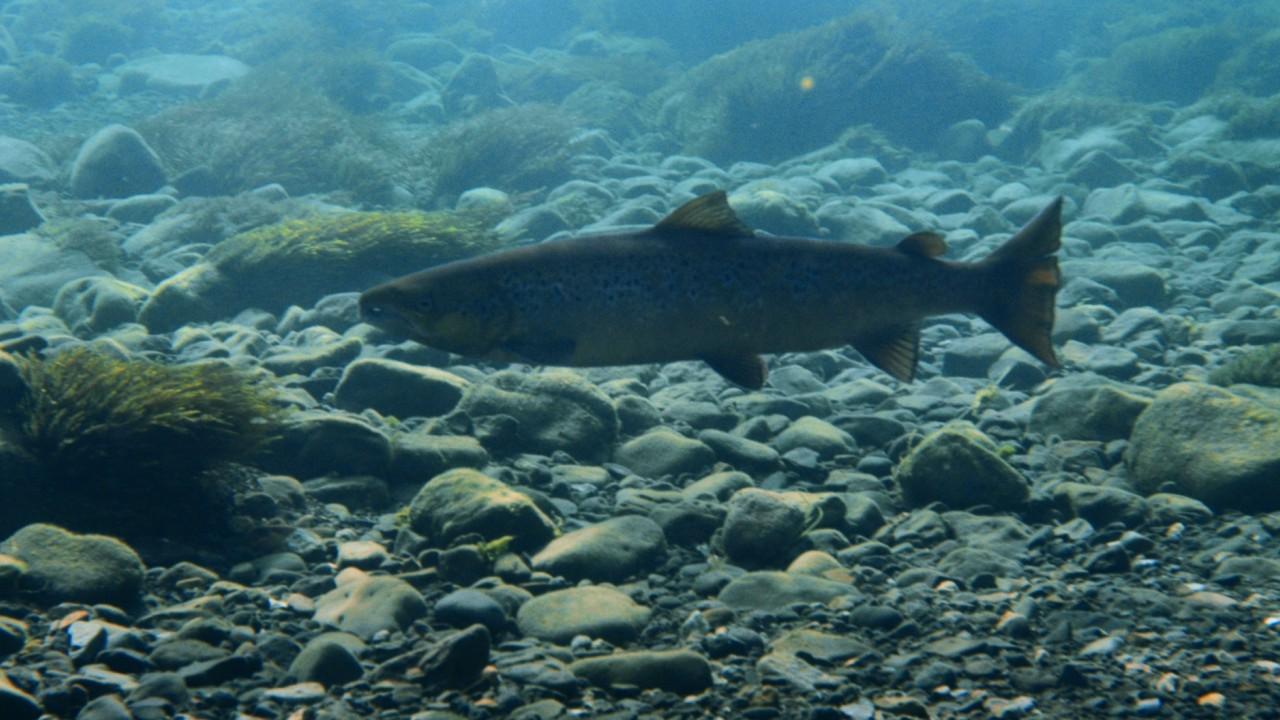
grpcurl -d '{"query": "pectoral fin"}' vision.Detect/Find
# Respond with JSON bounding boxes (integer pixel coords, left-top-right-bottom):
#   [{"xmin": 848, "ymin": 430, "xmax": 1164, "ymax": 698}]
[
  {"xmin": 852, "ymin": 323, "xmax": 920, "ymax": 382},
  {"xmin": 703, "ymin": 352, "xmax": 768, "ymax": 389}
]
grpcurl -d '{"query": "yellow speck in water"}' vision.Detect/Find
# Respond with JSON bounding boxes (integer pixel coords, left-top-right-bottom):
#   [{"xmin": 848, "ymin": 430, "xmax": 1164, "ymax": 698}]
[{"xmin": 799, "ymin": 75, "xmax": 815, "ymax": 92}]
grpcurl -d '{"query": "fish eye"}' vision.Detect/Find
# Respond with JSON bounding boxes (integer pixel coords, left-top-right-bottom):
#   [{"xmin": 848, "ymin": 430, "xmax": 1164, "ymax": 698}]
[{"xmin": 417, "ymin": 297, "xmax": 434, "ymax": 311}]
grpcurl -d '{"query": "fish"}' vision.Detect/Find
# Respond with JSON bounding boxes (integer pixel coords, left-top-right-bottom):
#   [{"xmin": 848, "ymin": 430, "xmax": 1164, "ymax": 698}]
[{"xmin": 359, "ymin": 191, "xmax": 1063, "ymax": 389}]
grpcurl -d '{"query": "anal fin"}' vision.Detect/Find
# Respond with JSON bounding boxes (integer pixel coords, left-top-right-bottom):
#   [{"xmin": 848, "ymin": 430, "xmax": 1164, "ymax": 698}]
[
  {"xmin": 852, "ymin": 323, "xmax": 920, "ymax": 382},
  {"xmin": 703, "ymin": 352, "xmax": 768, "ymax": 389}
]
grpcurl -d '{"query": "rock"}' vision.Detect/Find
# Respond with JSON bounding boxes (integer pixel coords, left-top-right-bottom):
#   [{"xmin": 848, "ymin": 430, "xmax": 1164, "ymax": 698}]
[
  {"xmin": 516, "ymin": 586, "xmax": 651, "ymax": 644},
  {"xmin": 408, "ymin": 468, "xmax": 556, "ymax": 551},
  {"xmin": 941, "ymin": 333, "xmax": 1011, "ymax": 378},
  {"xmin": 334, "ymin": 358, "xmax": 469, "ymax": 418},
  {"xmin": 815, "ymin": 158, "xmax": 888, "ymax": 189},
  {"xmin": 0, "ymin": 184, "xmax": 44, "ymax": 234},
  {"xmin": 0, "ymin": 616, "xmax": 26, "ymax": 659},
  {"xmin": 74, "ymin": 694, "xmax": 132, "ymax": 720},
  {"xmin": 116, "ymin": 54, "xmax": 249, "ymax": 95},
  {"xmin": 0, "ymin": 234, "xmax": 106, "ymax": 308},
  {"xmin": 1061, "ymin": 260, "xmax": 1168, "ymax": 309},
  {"xmin": 772, "ymin": 416, "xmax": 855, "ymax": 459},
  {"xmin": 1052, "ymin": 482, "xmax": 1149, "ymax": 528},
  {"xmin": 389, "ymin": 432, "xmax": 488, "ymax": 483},
  {"xmin": 894, "ymin": 423, "xmax": 1029, "ymax": 511},
  {"xmin": 614, "ymin": 428, "xmax": 715, "ymax": 478},
  {"xmin": 419, "ymin": 624, "xmax": 491, "ymax": 692},
  {"xmin": 288, "ymin": 632, "xmax": 365, "ymax": 687},
  {"xmin": 458, "ymin": 370, "xmax": 618, "ymax": 462},
  {"xmin": 313, "ymin": 576, "xmax": 428, "ymax": 640},
  {"xmin": 614, "ymin": 394, "xmax": 661, "ymax": 435},
  {"xmin": 937, "ymin": 547, "xmax": 1022, "ymax": 583},
  {"xmin": 1212, "ymin": 556, "xmax": 1280, "ymax": 584},
  {"xmin": 697, "ymin": 429, "xmax": 780, "ymax": 472},
  {"xmin": 0, "ymin": 137, "xmax": 55, "ymax": 185},
  {"xmin": 771, "ymin": 628, "xmax": 870, "ymax": 665},
  {"xmin": 0, "ymin": 670, "xmax": 40, "ymax": 720},
  {"xmin": 1127, "ymin": 382, "xmax": 1280, "ymax": 510},
  {"xmin": 69, "ymin": 125, "xmax": 166, "ymax": 199},
  {"xmin": 434, "ymin": 589, "xmax": 507, "ymax": 635},
  {"xmin": 1, "ymin": 524, "xmax": 143, "ymax": 605},
  {"xmin": 264, "ymin": 410, "xmax": 393, "ymax": 478},
  {"xmin": 105, "ymin": 193, "xmax": 177, "ymax": 224},
  {"xmin": 51, "ymin": 277, "xmax": 148, "ymax": 336},
  {"xmin": 717, "ymin": 571, "xmax": 857, "ymax": 611},
  {"xmin": 304, "ymin": 476, "xmax": 390, "ymax": 512},
  {"xmin": 721, "ymin": 488, "xmax": 822, "ymax": 569},
  {"xmin": 1029, "ymin": 380, "xmax": 1151, "ymax": 442},
  {"xmin": 570, "ymin": 649, "xmax": 712, "ymax": 695},
  {"xmin": 335, "ymin": 540, "xmax": 389, "ymax": 569},
  {"xmin": 531, "ymin": 515, "xmax": 666, "ymax": 583},
  {"xmin": 441, "ymin": 54, "xmax": 512, "ymax": 116},
  {"xmin": 728, "ymin": 187, "xmax": 820, "ymax": 236},
  {"xmin": 1145, "ymin": 493, "xmax": 1213, "ymax": 525}
]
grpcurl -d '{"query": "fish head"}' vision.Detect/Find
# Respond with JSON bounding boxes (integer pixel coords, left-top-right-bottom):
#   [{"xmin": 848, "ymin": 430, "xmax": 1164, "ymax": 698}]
[{"xmin": 359, "ymin": 268, "xmax": 511, "ymax": 357}]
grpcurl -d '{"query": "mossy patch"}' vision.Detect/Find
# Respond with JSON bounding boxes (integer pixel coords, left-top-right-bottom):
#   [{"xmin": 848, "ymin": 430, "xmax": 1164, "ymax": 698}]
[
  {"xmin": 427, "ymin": 104, "xmax": 579, "ymax": 200},
  {"xmin": 1210, "ymin": 343, "xmax": 1280, "ymax": 388}
]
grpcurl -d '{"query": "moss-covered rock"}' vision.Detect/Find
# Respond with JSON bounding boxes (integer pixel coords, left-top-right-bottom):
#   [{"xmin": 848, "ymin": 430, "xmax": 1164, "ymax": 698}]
[
  {"xmin": 139, "ymin": 210, "xmax": 500, "ymax": 332},
  {"xmin": 407, "ymin": 468, "xmax": 556, "ymax": 551},
  {"xmin": 1209, "ymin": 343, "xmax": 1280, "ymax": 388},
  {"xmin": 895, "ymin": 422, "xmax": 1030, "ymax": 511},
  {"xmin": 1, "ymin": 523, "xmax": 144, "ymax": 606},
  {"xmin": 652, "ymin": 12, "xmax": 1010, "ymax": 163},
  {"xmin": 1127, "ymin": 382, "xmax": 1280, "ymax": 511}
]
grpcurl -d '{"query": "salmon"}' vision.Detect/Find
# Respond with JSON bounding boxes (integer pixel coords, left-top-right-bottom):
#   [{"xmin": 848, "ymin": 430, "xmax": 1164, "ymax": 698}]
[{"xmin": 359, "ymin": 191, "xmax": 1062, "ymax": 389}]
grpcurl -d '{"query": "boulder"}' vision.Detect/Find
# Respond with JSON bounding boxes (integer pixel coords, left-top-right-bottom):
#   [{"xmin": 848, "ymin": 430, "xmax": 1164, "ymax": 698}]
[{"xmin": 69, "ymin": 125, "xmax": 166, "ymax": 199}]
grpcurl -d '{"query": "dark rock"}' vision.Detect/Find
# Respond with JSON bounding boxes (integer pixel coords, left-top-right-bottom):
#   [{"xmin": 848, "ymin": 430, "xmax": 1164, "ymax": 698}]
[
  {"xmin": 570, "ymin": 649, "xmax": 712, "ymax": 695},
  {"xmin": 69, "ymin": 125, "xmax": 166, "ymax": 199},
  {"xmin": 288, "ymin": 632, "xmax": 365, "ymax": 687},
  {"xmin": 419, "ymin": 624, "xmax": 491, "ymax": 692},
  {"xmin": 1, "ymin": 523, "xmax": 144, "ymax": 605},
  {"xmin": 531, "ymin": 515, "xmax": 666, "ymax": 583}
]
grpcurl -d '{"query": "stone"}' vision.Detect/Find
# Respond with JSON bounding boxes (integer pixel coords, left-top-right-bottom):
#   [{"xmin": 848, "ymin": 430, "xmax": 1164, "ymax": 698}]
[
  {"xmin": 697, "ymin": 429, "xmax": 780, "ymax": 473},
  {"xmin": 776, "ymin": 417, "xmax": 854, "ymax": 461},
  {"xmin": 419, "ymin": 624, "xmax": 491, "ymax": 692},
  {"xmin": 1029, "ymin": 380, "xmax": 1151, "ymax": 442},
  {"xmin": 51, "ymin": 277, "xmax": 148, "ymax": 336},
  {"xmin": 75, "ymin": 694, "xmax": 132, "ymax": 720},
  {"xmin": 1, "ymin": 524, "xmax": 143, "ymax": 605},
  {"xmin": 334, "ymin": 358, "xmax": 469, "ymax": 418},
  {"xmin": 1052, "ymin": 482, "xmax": 1149, "ymax": 528},
  {"xmin": 728, "ymin": 187, "xmax": 820, "ymax": 236},
  {"xmin": 304, "ymin": 476, "xmax": 390, "ymax": 512},
  {"xmin": 458, "ymin": 370, "xmax": 617, "ymax": 462},
  {"xmin": 408, "ymin": 468, "xmax": 556, "ymax": 551},
  {"xmin": 434, "ymin": 589, "xmax": 507, "ymax": 635},
  {"xmin": 815, "ymin": 158, "xmax": 888, "ymax": 189},
  {"xmin": 717, "ymin": 571, "xmax": 857, "ymax": 611},
  {"xmin": 105, "ymin": 193, "xmax": 177, "ymax": 224},
  {"xmin": 516, "ymin": 586, "xmax": 650, "ymax": 644},
  {"xmin": 770, "ymin": 628, "xmax": 870, "ymax": 665},
  {"xmin": 0, "ymin": 184, "xmax": 44, "ymax": 235},
  {"xmin": 116, "ymin": 54, "xmax": 249, "ymax": 95},
  {"xmin": 721, "ymin": 488, "xmax": 822, "ymax": 569},
  {"xmin": 0, "ymin": 234, "xmax": 105, "ymax": 308},
  {"xmin": 570, "ymin": 649, "xmax": 712, "ymax": 695},
  {"xmin": 0, "ymin": 670, "xmax": 40, "ymax": 720},
  {"xmin": 614, "ymin": 428, "xmax": 715, "ymax": 478},
  {"xmin": 335, "ymin": 540, "xmax": 389, "ymax": 570},
  {"xmin": 69, "ymin": 125, "xmax": 166, "ymax": 199},
  {"xmin": 937, "ymin": 546, "xmax": 1022, "ymax": 583},
  {"xmin": 0, "ymin": 137, "xmax": 55, "ymax": 185},
  {"xmin": 264, "ymin": 410, "xmax": 393, "ymax": 478},
  {"xmin": 313, "ymin": 576, "xmax": 428, "ymax": 640},
  {"xmin": 390, "ymin": 431, "xmax": 488, "ymax": 484},
  {"xmin": 288, "ymin": 632, "xmax": 364, "ymax": 687},
  {"xmin": 895, "ymin": 422, "xmax": 1029, "ymax": 511},
  {"xmin": 441, "ymin": 54, "xmax": 512, "ymax": 116},
  {"xmin": 531, "ymin": 515, "xmax": 666, "ymax": 583},
  {"xmin": 1127, "ymin": 382, "xmax": 1280, "ymax": 510}
]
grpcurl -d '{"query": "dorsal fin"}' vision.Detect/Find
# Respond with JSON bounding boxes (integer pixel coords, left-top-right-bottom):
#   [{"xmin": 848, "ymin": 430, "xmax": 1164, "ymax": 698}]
[
  {"xmin": 896, "ymin": 231, "xmax": 947, "ymax": 258},
  {"xmin": 654, "ymin": 191, "xmax": 755, "ymax": 238}
]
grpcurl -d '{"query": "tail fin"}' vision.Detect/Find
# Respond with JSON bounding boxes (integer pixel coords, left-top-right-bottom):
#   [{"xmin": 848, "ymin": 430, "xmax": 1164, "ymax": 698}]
[{"xmin": 977, "ymin": 197, "xmax": 1063, "ymax": 369}]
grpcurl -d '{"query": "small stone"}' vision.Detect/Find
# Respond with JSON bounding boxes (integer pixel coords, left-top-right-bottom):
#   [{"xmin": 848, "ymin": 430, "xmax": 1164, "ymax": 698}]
[
  {"xmin": 531, "ymin": 515, "xmax": 666, "ymax": 583},
  {"xmin": 570, "ymin": 649, "xmax": 712, "ymax": 695},
  {"xmin": 263, "ymin": 682, "xmax": 327, "ymax": 704},
  {"xmin": 313, "ymin": 576, "xmax": 428, "ymax": 640},
  {"xmin": 419, "ymin": 624, "xmax": 491, "ymax": 692},
  {"xmin": 288, "ymin": 632, "xmax": 365, "ymax": 687},
  {"xmin": 717, "ymin": 571, "xmax": 857, "ymax": 611},
  {"xmin": 614, "ymin": 428, "xmax": 716, "ymax": 478},
  {"xmin": 335, "ymin": 540, "xmax": 389, "ymax": 570},
  {"xmin": 434, "ymin": 589, "xmax": 507, "ymax": 635}
]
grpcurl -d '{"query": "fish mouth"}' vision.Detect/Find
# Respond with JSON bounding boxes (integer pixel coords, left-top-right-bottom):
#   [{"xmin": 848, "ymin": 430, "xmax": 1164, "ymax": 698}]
[{"xmin": 358, "ymin": 293, "xmax": 416, "ymax": 339}]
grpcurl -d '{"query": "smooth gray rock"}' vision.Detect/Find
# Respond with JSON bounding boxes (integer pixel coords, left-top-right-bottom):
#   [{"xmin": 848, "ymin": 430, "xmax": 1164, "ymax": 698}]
[
  {"xmin": 717, "ymin": 571, "xmax": 857, "ymax": 611},
  {"xmin": 937, "ymin": 546, "xmax": 1022, "ymax": 583},
  {"xmin": 334, "ymin": 358, "xmax": 469, "ymax": 418},
  {"xmin": 697, "ymin": 429, "xmax": 781, "ymax": 472},
  {"xmin": 105, "ymin": 193, "xmax": 177, "ymax": 224},
  {"xmin": 772, "ymin": 416, "xmax": 855, "ymax": 459},
  {"xmin": 1029, "ymin": 380, "xmax": 1151, "ymax": 442},
  {"xmin": 1052, "ymin": 481, "xmax": 1149, "ymax": 528},
  {"xmin": 264, "ymin": 411, "xmax": 392, "ymax": 478},
  {"xmin": 70, "ymin": 125, "xmax": 166, "ymax": 199},
  {"xmin": 389, "ymin": 432, "xmax": 488, "ymax": 483},
  {"xmin": 516, "ymin": 586, "xmax": 650, "ymax": 644},
  {"xmin": 288, "ymin": 632, "xmax": 365, "ymax": 687},
  {"xmin": 0, "ymin": 137, "xmax": 55, "ymax": 185},
  {"xmin": 458, "ymin": 370, "xmax": 617, "ymax": 462},
  {"xmin": 0, "ymin": 233, "xmax": 105, "ymax": 308},
  {"xmin": 313, "ymin": 576, "xmax": 427, "ymax": 639},
  {"xmin": 614, "ymin": 428, "xmax": 715, "ymax": 478},
  {"xmin": 570, "ymin": 649, "xmax": 712, "ymax": 695},
  {"xmin": 0, "ymin": 183, "xmax": 44, "ymax": 234},
  {"xmin": 721, "ymin": 488, "xmax": 815, "ymax": 569},
  {"xmin": 531, "ymin": 515, "xmax": 666, "ymax": 583},
  {"xmin": 1, "ymin": 524, "xmax": 143, "ymax": 605},
  {"xmin": 434, "ymin": 589, "xmax": 507, "ymax": 635}
]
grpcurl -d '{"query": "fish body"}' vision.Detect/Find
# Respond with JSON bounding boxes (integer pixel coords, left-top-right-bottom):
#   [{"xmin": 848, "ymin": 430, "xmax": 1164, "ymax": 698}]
[{"xmin": 359, "ymin": 191, "xmax": 1063, "ymax": 388}]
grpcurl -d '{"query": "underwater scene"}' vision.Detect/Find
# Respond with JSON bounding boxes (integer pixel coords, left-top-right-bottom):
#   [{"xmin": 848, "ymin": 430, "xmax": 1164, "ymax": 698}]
[{"xmin": 3, "ymin": 0, "xmax": 1280, "ymax": 718}]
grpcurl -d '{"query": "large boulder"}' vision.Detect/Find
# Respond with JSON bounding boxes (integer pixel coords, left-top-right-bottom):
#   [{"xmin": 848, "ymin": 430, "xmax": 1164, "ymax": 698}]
[
  {"xmin": 1127, "ymin": 382, "xmax": 1280, "ymax": 511},
  {"xmin": 895, "ymin": 423, "xmax": 1029, "ymax": 511},
  {"xmin": 0, "ymin": 524, "xmax": 144, "ymax": 605},
  {"xmin": 408, "ymin": 468, "xmax": 556, "ymax": 551},
  {"xmin": 456, "ymin": 370, "xmax": 618, "ymax": 462},
  {"xmin": 69, "ymin": 124, "xmax": 167, "ymax": 199}
]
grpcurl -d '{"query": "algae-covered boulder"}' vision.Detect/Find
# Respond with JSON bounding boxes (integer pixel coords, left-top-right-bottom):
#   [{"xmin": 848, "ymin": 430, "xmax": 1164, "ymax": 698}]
[
  {"xmin": 408, "ymin": 468, "xmax": 556, "ymax": 551},
  {"xmin": 895, "ymin": 422, "xmax": 1029, "ymax": 511},
  {"xmin": 139, "ymin": 210, "xmax": 500, "ymax": 332},
  {"xmin": 1, "ymin": 523, "xmax": 144, "ymax": 605},
  {"xmin": 1127, "ymin": 382, "xmax": 1280, "ymax": 511},
  {"xmin": 456, "ymin": 370, "xmax": 618, "ymax": 462},
  {"xmin": 653, "ymin": 13, "xmax": 1010, "ymax": 163}
]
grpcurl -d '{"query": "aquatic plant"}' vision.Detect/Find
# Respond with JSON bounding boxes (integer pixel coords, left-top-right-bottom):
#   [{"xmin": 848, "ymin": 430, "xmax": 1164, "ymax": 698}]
[
  {"xmin": 652, "ymin": 12, "xmax": 1011, "ymax": 163},
  {"xmin": 1209, "ymin": 344, "xmax": 1280, "ymax": 388},
  {"xmin": 1093, "ymin": 25, "xmax": 1237, "ymax": 104},
  {"xmin": 426, "ymin": 103, "xmax": 578, "ymax": 199},
  {"xmin": 138, "ymin": 70, "xmax": 400, "ymax": 204},
  {"xmin": 15, "ymin": 347, "xmax": 282, "ymax": 483}
]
